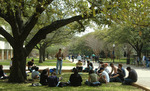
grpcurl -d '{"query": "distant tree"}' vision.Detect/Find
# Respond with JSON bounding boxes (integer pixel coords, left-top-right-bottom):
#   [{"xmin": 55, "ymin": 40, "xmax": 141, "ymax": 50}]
[{"xmin": 85, "ymin": 33, "xmax": 103, "ymax": 56}]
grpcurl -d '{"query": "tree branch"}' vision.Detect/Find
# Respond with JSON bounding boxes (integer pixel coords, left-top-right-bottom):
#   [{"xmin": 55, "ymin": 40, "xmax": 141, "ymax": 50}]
[
  {"xmin": 0, "ymin": 26, "xmax": 14, "ymax": 48},
  {"xmin": 25, "ymin": 15, "xmax": 86, "ymax": 56},
  {"xmin": 15, "ymin": 6, "xmax": 23, "ymax": 33},
  {"xmin": 20, "ymin": 0, "xmax": 53, "ymax": 42}
]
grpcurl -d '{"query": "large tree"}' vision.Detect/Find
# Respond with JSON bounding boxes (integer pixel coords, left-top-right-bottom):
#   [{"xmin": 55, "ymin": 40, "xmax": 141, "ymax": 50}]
[{"xmin": 0, "ymin": 0, "xmax": 98, "ymax": 83}]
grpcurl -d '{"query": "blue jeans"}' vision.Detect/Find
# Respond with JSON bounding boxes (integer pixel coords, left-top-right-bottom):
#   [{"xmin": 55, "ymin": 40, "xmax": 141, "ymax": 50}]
[
  {"xmin": 123, "ymin": 78, "xmax": 134, "ymax": 85},
  {"xmin": 110, "ymin": 77, "xmax": 122, "ymax": 82},
  {"xmin": 56, "ymin": 60, "xmax": 62, "ymax": 74}
]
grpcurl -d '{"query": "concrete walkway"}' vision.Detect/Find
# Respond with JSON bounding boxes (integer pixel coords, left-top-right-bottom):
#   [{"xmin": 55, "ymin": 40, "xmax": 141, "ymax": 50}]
[{"xmin": 3, "ymin": 59, "xmax": 150, "ymax": 89}]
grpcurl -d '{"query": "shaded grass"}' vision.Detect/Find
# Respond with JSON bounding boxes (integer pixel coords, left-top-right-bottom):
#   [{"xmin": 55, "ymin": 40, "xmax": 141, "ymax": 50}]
[
  {"xmin": 0, "ymin": 59, "xmax": 75, "ymax": 66},
  {"xmin": 0, "ymin": 73, "xmax": 143, "ymax": 91}
]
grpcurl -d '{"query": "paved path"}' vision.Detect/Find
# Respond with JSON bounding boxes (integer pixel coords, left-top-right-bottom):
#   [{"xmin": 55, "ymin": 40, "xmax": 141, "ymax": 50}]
[{"xmin": 3, "ymin": 59, "xmax": 150, "ymax": 89}]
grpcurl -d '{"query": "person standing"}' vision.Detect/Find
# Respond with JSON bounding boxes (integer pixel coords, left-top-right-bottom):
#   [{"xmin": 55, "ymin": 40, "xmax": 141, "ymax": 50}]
[
  {"xmin": 55, "ymin": 49, "xmax": 63, "ymax": 74},
  {"xmin": 92, "ymin": 54, "xmax": 95, "ymax": 63},
  {"xmin": 142, "ymin": 55, "xmax": 146, "ymax": 67},
  {"xmin": 77, "ymin": 54, "xmax": 82, "ymax": 61},
  {"xmin": 72, "ymin": 55, "xmax": 74, "ymax": 62}
]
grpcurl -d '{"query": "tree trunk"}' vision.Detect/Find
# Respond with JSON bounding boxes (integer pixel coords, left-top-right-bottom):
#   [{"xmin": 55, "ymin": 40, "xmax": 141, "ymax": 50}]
[
  {"xmin": 43, "ymin": 47, "xmax": 46, "ymax": 61},
  {"xmin": 9, "ymin": 46, "xmax": 26, "ymax": 83},
  {"xmin": 137, "ymin": 50, "xmax": 142, "ymax": 65},
  {"xmin": 39, "ymin": 47, "xmax": 43, "ymax": 63}
]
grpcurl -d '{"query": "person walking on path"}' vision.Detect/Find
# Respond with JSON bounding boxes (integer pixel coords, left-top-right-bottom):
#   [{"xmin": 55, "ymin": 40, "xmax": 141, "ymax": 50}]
[
  {"xmin": 77, "ymin": 54, "xmax": 82, "ymax": 61},
  {"xmin": 123, "ymin": 67, "xmax": 138, "ymax": 85},
  {"xmin": 72, "ymin": 55, "xmax": 74, "ymax": 63},
  {"xmin": 142, "ymin": 54, "xmax": 146, "ymax": 67},
  {"xmin": 55, "ymin": 49, "xmax": 64, "ymax": 74}
]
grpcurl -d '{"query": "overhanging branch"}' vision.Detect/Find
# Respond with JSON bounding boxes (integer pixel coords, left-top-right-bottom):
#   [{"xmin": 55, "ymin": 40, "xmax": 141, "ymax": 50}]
[
  {"xmin": 25, "ymin": 15, "xmax": 86, "ymax": 56},
  {"xmin": 0, "ymin": 26, "xmax": 14, "ymax": 48},
  {"xmin": 20, "ymin": 0, "xmax": 53, "ymax": 42}
]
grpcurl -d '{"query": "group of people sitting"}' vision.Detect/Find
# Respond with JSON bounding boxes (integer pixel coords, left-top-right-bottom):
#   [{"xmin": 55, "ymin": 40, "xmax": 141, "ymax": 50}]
[
  {"xmin": 75, "ymin": 60, "xmax": 138, "ymax": 85},
  {"xmin": 0, "ymin": 58, "xmax": 138, "ymax": 87}
]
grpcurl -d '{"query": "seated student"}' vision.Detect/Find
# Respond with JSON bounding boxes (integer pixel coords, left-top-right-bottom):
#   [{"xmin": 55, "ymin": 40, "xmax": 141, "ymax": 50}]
[
  {"xmin": 32, "ymin": 67, "xmax": 40, "ymax": 79},
  {"xmin": 76, "ymin": 60, "xmax": 83, "ymax": 72},
  {"xmin": 95, "ymin": 62, "xmax": 103, "ymax": 73},
  {"xmin": 0, "ymin": 65, "xmax": 8, "ymax": 79},
  {"xmin": 122, "ymin": 67, "xmax": 138, "ymax": 85},
  {"xmin": 110, "ymin": 68, "xmax": 124, "ymax": 82},
  {"xmin": 118, "ymin": 63, "xmax": 126, "ymax": 77},
  {"xmin": 47, "ymin": 72, "xmax": 62, "ymax": 87},
  {"xmin": 98, "ymin": 62, "xmax": 103, "ymax": 70},
  {"xmin": 103, "ymin": 63, "xmax": 110, "ymax": 74},
  {"xmin": 69, "ymin": 68, "xmax": 82, "ymax": 86},
  {"xmin": 40, "ymin": 68, "xmax": 49, "ymax": 85},
  {"xmin": 84, "ymin": 61, "xmax": 93, "ymax": 72},
  {"xmin": 27, "ymin": 59, "xmax": 35, "ymax": 72},
  {"xmin": 85, "ymin": 70, "xmax": 100, "ymax": 86},
  {"xmin": 109, "ymin": 63, "xmax": 117, "ymax": 76},
  {"xmin": 98, "ymin": 68, "xmax": 109, "ymax": 84}
]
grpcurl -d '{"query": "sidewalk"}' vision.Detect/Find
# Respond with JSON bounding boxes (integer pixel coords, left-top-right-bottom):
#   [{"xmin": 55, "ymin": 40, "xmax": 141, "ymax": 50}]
[{"xmin": 3, "ymin": 59, "xmax": 150, "ymax": 89}]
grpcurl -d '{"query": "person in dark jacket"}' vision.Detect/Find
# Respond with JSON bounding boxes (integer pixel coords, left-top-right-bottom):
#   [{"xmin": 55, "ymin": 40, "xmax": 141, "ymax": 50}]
[
  {"xmin": 47, "ymin": 72, "xmax": 62, "ymax": 87},
  {"xmin": 110, "ymin": 68, "xmax": 124, "ymax": 82},
  {"xmin": 0, "ymin": 65, "xmax": 8, "ymax": 79},
  {"xmin": 69, "ymin": 68, "xmax": 82, "ymax": 86},
  {"xmin": 122, "ymin": 67, "xmax": 138, "ymax": 85},
  {"xmin": 40, "ymin": 69, "xmax": 49, "ymax": 85}
]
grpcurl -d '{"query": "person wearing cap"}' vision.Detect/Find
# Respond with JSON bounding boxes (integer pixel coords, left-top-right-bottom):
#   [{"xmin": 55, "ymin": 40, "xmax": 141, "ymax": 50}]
[
  {"xmin": 122, "ymin": 67, "xmax": 138, "ymax": 85},
  {"xmin": 104, "ymin": 63, "xmax": 110, "ymax": 74},
  {"xmin": 98, "ymin": 68, "xmax": 109, "ymax": 84}
]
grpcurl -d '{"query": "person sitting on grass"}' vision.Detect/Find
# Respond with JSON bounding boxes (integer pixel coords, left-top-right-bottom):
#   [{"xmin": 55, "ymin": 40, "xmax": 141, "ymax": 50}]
[
  {"xmin": 32, "ymin": 67, "xmax": 40, "ymax": 79},
  {"xmin": 76, "ymin": 60, "xmax": 83, "ymax": 72},
  {"xmin": 69, "ymin": 68, "xmax": 82, "ymax": 86},
  {"xmin": 109, "ymin": 63, "xmax": 117, "ymax": 76},
  {"xmin": 84, "ymin": 61, "xmax": 93, "ymax": 72},
  {"xmin": 98, "ymin": 68, "xmax": 109, "ymax": 84},
  {"xmin": 40, "ymin": 68, "xmax": 49, "ymax": 85},
  {"xmin": 85, "ymin": 70, "xmax": 101, "ymax": 86},
  {"xmin": 122, "ymin": 67, "xmax": 138, "ymax": 85},
  {"xmin": 0, "ymin": 65, "xmax": 8, "ymax": 79},
  {"xmin": 27, "ymin": 59, "xmax": 35, "ymax": 72},
  {"xmin": 48, "ymin": 72, "xmax": 62, "ymax": 87},
  {"xmin": 110, "ymin": 68, "xmax": 124, "ymax": 82},
  {"xmin": 98, "ymin": 61, "xmax": 103, "ymax": 70},
  {"xmin": 118, "ymin": 63, "xmax": 126, "ymax": 77}
]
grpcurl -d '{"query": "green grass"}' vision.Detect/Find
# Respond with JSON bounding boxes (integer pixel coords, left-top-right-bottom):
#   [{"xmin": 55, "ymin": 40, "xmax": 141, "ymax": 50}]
[
  {"xmin": 0, "ymin": 73, "xmax": 142, "ymax": 91},
  {"xmin": 101, "ymin": 58, "xmax": 127, "ymax": 63},
  {"xmin": 0, "ymin": 59, "xmax": 75, "ymax": 66}
]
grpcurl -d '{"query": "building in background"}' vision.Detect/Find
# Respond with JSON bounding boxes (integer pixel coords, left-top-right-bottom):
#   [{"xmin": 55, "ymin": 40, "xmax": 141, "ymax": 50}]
[{"xmin": 0, "ymin": 35, "xmax": 13, "ymax": 61}]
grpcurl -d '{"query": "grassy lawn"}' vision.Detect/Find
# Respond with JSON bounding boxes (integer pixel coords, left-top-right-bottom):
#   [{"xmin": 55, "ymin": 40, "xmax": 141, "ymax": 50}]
[
  {"xmin": 0, "ymin": 73, "xmax": 142, "ymax": 91},
  {"xmin": 101, "ymin": 58, "xmax": 128, "ymax": 63},
  {"xmin": 0, "ymin": 59, "xmax": 75, "ymax": 66}
]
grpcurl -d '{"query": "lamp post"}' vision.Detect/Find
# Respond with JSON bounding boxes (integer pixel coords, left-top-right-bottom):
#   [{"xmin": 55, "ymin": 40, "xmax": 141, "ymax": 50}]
[{"xmin": 113, "ymin": 44, "xmax": 115, "ymax": 63}]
